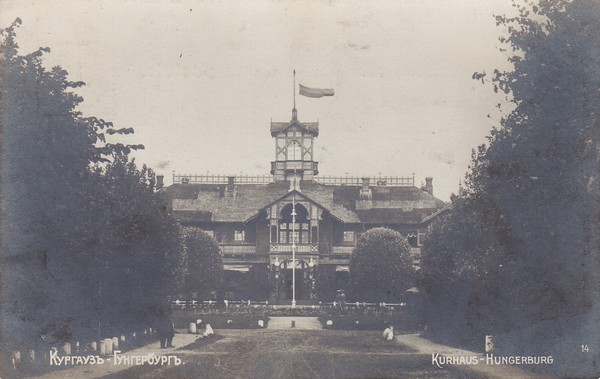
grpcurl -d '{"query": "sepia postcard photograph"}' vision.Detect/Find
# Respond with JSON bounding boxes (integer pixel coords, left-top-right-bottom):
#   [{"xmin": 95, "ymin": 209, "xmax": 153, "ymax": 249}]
[{"xmin": 0, "ymin": 0, "xmax": 599, "ymax": 378}]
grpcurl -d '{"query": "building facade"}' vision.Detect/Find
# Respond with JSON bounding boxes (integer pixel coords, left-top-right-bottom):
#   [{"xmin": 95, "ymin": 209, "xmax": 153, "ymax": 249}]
[{"xmin": 163, "ymin": 108, "xmax": 447, "ymax": 303}]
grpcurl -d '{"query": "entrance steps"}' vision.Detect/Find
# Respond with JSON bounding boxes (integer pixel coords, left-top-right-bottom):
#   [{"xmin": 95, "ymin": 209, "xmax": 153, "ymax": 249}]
[{"xmin": 267, "ymin": 317, "xmax": 322, "ymax": 330}]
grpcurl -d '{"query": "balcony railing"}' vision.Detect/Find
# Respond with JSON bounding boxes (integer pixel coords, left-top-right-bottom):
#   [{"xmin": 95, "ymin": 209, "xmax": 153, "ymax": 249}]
[
  {"xmin": 173, "ymin": 172, "xmax": 413, "ymax": 187},
  {"xmin": 332, "ymin": 245, "xmax": 354, "ymax": 255},
  {"xmin": 173, "ymin": 174, "xmax": 273, "ymax": 184},
  {"xmin": 315, "ymin": 175, "xmax": 414, "ymax": 187},
  {"xmin": 220, "ymin": 245, "xmax": 257, "ymax": 255},
  {"xmin": 269, "ymin": 244, "xmax": 318, "ymax": 253},
  {"xmin": 270, "ymin": 161, "xmax": 318, "ymax": 172}
]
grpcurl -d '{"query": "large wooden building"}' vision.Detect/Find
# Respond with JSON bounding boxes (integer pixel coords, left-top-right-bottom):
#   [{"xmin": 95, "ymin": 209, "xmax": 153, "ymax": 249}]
[{"xmin": 163, "ymin": 108, "xmax": 447, "ymax": 302}]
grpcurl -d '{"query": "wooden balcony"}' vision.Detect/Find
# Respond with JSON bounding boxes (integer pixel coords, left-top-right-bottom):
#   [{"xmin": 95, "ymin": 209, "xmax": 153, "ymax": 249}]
[
  {"xmin": 331, "ymin": 245, "xmax": 354, "ymax": 255},
  {"xmin": 269, "ymin": 244, "xmax": 318, "ymax": 253},
  {"xmin": 220, "ymin": 245, "xmax": 257, "ymax": 255}
]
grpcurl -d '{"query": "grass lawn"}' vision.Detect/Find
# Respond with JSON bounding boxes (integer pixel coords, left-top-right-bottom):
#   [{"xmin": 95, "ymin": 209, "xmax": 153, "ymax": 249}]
[{"xmin": 103, "ymin": 330, "xmax": 485, "ymax": 379}]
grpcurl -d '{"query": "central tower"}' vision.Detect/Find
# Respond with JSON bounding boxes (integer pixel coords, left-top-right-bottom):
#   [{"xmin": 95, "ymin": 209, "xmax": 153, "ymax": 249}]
[{"xmin": 270, "ymin": 108, "xmax": 319, "ymax": 182}]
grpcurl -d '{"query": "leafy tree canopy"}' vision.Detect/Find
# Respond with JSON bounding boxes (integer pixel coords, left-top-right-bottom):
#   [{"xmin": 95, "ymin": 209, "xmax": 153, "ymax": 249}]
[
  {"xmin": 0, "ymin": 19, "xmax": 181, "ymax": 352},
  {"xmin": 180, "ymin": 227, "xmax": 223, "ymax": 299},
  {"xmin": 421, "ymin": 2, "xmax": 600, "ymax": 368},
  {"xmin": 349, "ymin": 227, "xmax": 414, "ymax": 302}
]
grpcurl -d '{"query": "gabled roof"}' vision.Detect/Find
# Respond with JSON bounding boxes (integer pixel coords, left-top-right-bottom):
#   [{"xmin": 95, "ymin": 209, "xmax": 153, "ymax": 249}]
[
  {"xmin": 248, "ymin": 189, "xmax": 356, "ymax": 223},
  {"xmin": 270, "ymin": 120, "xmax": 319, "ymax": 137},
  {"xmin": 164, "ymin": 181, "xmax": 446, "ymax": 225}
]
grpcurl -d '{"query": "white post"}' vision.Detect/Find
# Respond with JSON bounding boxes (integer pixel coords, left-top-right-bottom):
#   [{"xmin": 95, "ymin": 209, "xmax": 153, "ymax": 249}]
[{"xmin": 62, "ymin": 342, "xmax": 71, "ymax": 355}]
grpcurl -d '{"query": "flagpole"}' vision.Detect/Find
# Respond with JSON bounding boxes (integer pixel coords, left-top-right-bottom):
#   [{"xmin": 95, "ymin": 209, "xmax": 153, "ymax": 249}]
[
  {"xmin": 291, "ymin": 193, "xmax": 296, "ymax": 308},
  {"xmin": 292, "ymin": 69, "xmax": 297, "ymax": 121}
]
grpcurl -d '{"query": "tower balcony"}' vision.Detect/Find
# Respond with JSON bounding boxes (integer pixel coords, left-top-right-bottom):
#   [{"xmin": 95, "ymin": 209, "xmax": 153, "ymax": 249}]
[{"xmin": 270, "ymin": 161, "xmax": 319, "ymax": 175}]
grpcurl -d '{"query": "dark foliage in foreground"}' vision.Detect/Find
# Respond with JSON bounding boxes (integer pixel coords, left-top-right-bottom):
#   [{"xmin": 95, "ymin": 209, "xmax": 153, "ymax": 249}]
[
  {"xmin": 0, "ymin": 19, "xmax": 182, "ymax": 355},
  {"xmin": 420, "ymin": 1, "xmax": 600, "ymax": 375}
]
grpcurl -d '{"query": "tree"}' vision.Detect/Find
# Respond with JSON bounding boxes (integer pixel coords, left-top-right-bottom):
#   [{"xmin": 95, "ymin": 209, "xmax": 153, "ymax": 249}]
[
  {"xmin": 180, "ymin": 228, "xmax": 223, "ymax": 300},
  {"xmin": 86, "ymin": 155, "xmax": 183, "ymax": 333},
  {"xmin": 349, "ymin": 227, "xmax": 415, "ymax": 302},
  {"xmin": 0, "ymin": 19, "xmax": 176, "ymax": 354},
  {"xmin": 467, "ymin": 0, "xmax": 600, "ymax": 324},
  {"xmin": 419, "ymin": 196, "xmax": 511, "ymax": 341},
  {"xmin": 421, "ymin": 1, "xmax": 600, "ymax": 373}
]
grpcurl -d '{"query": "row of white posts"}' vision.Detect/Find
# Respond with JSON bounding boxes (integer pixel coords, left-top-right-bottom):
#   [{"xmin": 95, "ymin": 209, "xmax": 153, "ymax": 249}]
[{"xmin": 10, "ymin": 328, "xmax": 157, "ymax": 370}]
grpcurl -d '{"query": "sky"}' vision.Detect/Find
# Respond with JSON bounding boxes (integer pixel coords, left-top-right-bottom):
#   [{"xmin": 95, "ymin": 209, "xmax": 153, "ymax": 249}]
[{"xmin": 0, "ymin": 0, "xmax": 518, "ymax": 201}]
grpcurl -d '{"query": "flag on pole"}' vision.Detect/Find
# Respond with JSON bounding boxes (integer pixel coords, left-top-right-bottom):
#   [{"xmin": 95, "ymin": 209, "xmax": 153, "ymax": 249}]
[{"xmin": 299, "ymin": 84, "xmax": 335, "ymax": 98}]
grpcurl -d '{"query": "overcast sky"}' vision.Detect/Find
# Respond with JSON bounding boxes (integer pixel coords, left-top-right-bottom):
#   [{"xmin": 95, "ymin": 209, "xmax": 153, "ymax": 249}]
[{"xmin": 1, "ymin": 0, "xmax": 518, "ymax": 201}]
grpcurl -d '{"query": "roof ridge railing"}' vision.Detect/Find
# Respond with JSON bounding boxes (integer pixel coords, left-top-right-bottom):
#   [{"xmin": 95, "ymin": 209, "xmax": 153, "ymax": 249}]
[
  {"xmin": 173, "ymin": 173, "xmax": 415, "ymax": 186},
  {"xmin": 315, "ymin": 175, "xmax": 414, "ymax": 187},
  {"xmin": 173, "ymin": 174, "xmax": 274, "ymax": 184}
]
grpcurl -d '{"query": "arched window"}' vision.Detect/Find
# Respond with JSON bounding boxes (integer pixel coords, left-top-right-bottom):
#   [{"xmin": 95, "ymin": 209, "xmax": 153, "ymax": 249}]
[{"xmin": 279, "ymin": 203, "xmax": 309, "ymax": 244}]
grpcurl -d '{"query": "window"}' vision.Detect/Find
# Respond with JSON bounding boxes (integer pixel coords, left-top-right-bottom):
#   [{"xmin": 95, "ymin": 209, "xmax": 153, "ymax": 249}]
[
  {"xmin": 234, "ymin": 230, "xmax": 245, "ymax": 243},
  {"xmin": 278, "ymin": 203, "xmax": 309, "ymax": 244},
  {"xmin": 288, "ymin": 141, "xmax": 302, "ymax": 160},
  {"xmin": 291, "ymin": 231, "xmax": 299, "ymax": 244},
  {"xmin": 311, "ymin": 226, "xmax": 318, "ymax": 244},
  {"xmin": 343, "ymin": 231, "xmax": 355, "ymax": 243},
  {"xmin": 279, "ymin": 230, "xmax": 288, "ymax": 244}
]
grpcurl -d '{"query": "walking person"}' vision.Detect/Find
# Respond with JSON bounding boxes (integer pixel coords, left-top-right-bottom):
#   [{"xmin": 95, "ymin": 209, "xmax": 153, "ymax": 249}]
[
  {"xmin": 158, "ymin": 313, "xmax": 175, "ymax": 348},
  {"xmin": 165, "ymin": 316, "xmax": 175, "ymax": 347}
]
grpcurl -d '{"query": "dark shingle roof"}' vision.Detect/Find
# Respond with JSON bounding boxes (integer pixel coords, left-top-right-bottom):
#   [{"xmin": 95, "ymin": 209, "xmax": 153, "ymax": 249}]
[
  {"xmin": 164, "ymin": 181, "xmax": 445, "ymax": 224},
  {"xmin": 166, "ymin": 182, "xmax": 288, "ymax": 223}
]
